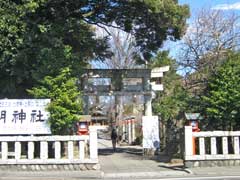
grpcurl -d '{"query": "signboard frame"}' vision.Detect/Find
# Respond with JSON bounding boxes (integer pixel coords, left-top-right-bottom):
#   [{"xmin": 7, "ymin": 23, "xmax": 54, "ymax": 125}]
[{"xmin": 0, "ymin": 99, "xmax": 51, "ymax": 135}]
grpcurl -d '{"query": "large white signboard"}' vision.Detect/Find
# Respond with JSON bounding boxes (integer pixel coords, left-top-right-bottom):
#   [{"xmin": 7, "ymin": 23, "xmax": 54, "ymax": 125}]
[
  {"xmin": 0, "ymin": 99, "xmax": 51, "ymax": 135},
  {"xmin": 142, "ymin": 116, "xmax": 160, "ymax": 149}
]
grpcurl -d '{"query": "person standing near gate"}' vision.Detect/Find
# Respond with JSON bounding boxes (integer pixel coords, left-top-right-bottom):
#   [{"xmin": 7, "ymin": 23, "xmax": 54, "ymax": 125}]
[{"xmin": 111, "ymin": 127, "xmax": 118, "ymax": 152}]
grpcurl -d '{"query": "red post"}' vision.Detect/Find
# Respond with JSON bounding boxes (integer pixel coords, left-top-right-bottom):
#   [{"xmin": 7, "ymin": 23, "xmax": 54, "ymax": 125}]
[{"xmin": 190, "ymin": 120, "xmax": 200, "ymax": 155}]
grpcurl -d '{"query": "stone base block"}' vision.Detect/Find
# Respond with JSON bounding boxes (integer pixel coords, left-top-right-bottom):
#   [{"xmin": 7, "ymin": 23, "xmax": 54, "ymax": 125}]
[
  {"xmin": 185, "ymin": 160, "xmax": 240, "ymax": 168},
  {"xmin": 0, "ymin": 163, "xmax": 99, "ymax": 171}
]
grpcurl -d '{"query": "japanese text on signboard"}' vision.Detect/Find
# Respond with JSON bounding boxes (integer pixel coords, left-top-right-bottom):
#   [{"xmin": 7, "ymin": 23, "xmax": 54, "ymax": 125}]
[{"xmin": 0, "ymin": 99, "xmax": 51, "ymax": 135}]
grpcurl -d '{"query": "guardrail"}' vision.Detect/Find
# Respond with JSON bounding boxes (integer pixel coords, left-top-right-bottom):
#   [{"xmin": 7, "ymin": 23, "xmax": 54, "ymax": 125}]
[
  {"xmin": 184, "ymin": 126, "xmax": 240, "ymax": 161},
  {"xmin": 0, "ymin": 127, "xmax": 98, "ymax": 165}
]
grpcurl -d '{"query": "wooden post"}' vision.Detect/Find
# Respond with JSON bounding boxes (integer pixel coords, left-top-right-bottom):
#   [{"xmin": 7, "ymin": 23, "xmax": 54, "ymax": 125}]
[{"xmin": 192, "ymin": 137, "xmax": 196, "ymax": 155}]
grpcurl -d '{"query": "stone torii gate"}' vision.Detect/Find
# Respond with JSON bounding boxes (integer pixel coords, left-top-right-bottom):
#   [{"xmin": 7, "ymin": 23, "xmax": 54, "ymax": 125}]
[
  {"xmin": 80, "ymin": 67, "xmax": 169, "ymax": 117},
  {"xmin": 80, "ymin": 66, "xmax": 169, "ymax": 148}
]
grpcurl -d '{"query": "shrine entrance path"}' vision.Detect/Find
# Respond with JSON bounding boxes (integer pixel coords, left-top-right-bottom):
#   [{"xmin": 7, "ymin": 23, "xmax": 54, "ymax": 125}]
[{"xmin": 97, "ymin": 133, "xmax": 188, "ymax": 178}]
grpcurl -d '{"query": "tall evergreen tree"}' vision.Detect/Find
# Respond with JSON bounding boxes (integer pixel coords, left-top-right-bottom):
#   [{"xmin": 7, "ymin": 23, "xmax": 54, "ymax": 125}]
[
  {"xmin": 28, "ymin": 68, "xmax": 82, "ymax": 135},
  {"xmin": 202, "ymin": 53, "xmax": 240, "ymax": 130}
]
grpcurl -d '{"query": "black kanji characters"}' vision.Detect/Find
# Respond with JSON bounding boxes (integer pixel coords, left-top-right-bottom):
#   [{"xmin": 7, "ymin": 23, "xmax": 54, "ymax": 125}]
[
  {"xmin": 12, "ymin": 109, "xmax": 26, "ymax": 123},
  {"xmin": 0, "ymin": 110, "xmax": 6, "ymax": 123},
  {"xmin": 30, "ymin": 110, "xmax": 44, "ymax": 122}
]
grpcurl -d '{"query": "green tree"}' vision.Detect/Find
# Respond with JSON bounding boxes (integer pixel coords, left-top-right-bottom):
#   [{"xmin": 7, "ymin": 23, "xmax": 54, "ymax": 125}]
[
  {"xmin": 150, "ymin": 51, "xmax": 189, "ymax": 153},
  {"xmin": 151, "ymin": 51, "xmax": 189, "ymax": 122},
  {"xmin": 28, "ymin": 68, "xmax": 82, "ymax": 135},
  {"xmin": 0, "ymin": 0, "xmax": 189, "ymax": 98},
  {"xmin": 0, "ymin": 0, "xmax": 39, "ymax": 97},
  {"xmin": 202, "ymin": 53, "xmax": 240, "ymax": 131}
]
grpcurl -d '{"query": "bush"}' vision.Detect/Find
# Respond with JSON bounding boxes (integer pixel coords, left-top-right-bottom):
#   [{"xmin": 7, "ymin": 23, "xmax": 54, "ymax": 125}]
[{"xmin": 28, "ymin": 68, "xmax": 82, "ymax": 135}]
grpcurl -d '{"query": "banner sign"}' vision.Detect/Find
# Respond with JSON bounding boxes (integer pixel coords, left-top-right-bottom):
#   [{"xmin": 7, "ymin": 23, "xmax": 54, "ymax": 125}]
[
  {"xmin": 0, "ymin": 99, "xmax": 51, "ymax": 135},
  {"xmin": 142, "ymin": 116, "xmax": 160, "ymax": 149}
]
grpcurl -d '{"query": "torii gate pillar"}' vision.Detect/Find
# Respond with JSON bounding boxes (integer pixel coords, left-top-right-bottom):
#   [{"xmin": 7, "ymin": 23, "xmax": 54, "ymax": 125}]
[{"xmin": 143, "ymin": 77, "xmax": 152, "ymax": 116}]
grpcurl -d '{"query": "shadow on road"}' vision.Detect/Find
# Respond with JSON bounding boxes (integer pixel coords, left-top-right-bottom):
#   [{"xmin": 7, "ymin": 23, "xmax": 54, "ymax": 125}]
[
  {"xmin": 98, "ymin": 146, "xmax": 143, "ymax": 156},
  {"xmin": 158, "ymin": 164, "xmax": 186, "ymax": 171}
]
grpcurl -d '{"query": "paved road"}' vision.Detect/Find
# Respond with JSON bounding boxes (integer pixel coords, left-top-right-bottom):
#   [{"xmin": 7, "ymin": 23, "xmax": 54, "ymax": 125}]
[
  {"xmin": 154, "ymin": 176, "xmax": 240, "ymax": 180},
  {"xmin": 97, "ymin": 136, "xmax": 189, "ymax": 179},
  {"xmin": 1, "ymin": 175, "xmax": 240, "ymax": 180}
]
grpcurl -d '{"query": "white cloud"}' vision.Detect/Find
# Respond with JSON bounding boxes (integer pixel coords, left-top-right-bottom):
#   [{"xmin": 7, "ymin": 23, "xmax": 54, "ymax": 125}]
[{"xmin": 212, "ymin": 2, "xmax": 240, "ymax": 10}]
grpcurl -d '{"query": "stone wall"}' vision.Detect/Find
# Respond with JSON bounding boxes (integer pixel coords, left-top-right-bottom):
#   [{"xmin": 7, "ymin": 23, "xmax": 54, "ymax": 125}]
[
  {"xmin": 185, "ymin": 160, "xmax": 240, "ymax": 168},
  {"xmin": 0, "ymin": 163, "xmax": 100, "ymax": 171}
]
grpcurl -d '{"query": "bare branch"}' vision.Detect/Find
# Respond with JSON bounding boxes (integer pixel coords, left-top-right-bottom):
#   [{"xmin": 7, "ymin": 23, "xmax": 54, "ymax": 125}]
[
  {"xmin": 93, "ymin": 25, "xmax": 142, "ymax": 69},
  {"xmin": 178, "ymin": 8, "xmax": 240, "ymax": 92}
]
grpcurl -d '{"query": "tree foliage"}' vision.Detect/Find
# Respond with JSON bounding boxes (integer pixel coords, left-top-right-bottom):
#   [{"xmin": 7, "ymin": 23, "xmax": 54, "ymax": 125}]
[
  {"xmin": 202, "ymin": 53, "xmax": 240, "ymax": 131},
  {"xmin": 0, "ymin": 0, "xmax": 189, "ymax": 98},
  {"xmin": 78, "ymin": 0, "xmax": 189, "ymax": 59},
  {"xmin": 151, "ymin": 51, "xmax": 189, "ymax": 122},
  {"xmin": 0, "ymin": 0, "xmax": 109, "ymax": 98},
  {"xmin": 28, "ymin": 68, "xmax": 82, "ymax": 135}
]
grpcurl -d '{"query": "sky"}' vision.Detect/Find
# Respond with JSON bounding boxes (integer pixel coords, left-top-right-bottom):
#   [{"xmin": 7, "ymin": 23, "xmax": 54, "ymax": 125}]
[
  {"xmin": 179, "ymin": 0, "xmax": 240, "ymax": 13},
  {"xmin": 161, "ymin": 0, "xmax": 240, "ymax": 75},
  {"xmin": 164, "ymin": 0, "xmax": 240, "ymax": 64},
  {"xmin": 92, "ymin": 1, "xmax": 240, "ymax": 69}
]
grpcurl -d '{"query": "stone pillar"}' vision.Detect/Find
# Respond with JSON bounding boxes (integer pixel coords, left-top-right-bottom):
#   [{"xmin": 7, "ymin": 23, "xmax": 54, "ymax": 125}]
[
  {"xmin": 40, "ymin": 141, "xmax": 48, "ymax": 160},
  {"xmin": 79, "ymin": 140, "xmax": 85, "ymax": 160},
  {"xmin": 234, "ymin": 137, "xmax": 240, "ymax": 154},
  {"xmin": 132, "ymin": 120, "xmax": 136, "ymax": 143},
  {"xmin": 115, "ymin": 95, "xmax": 123, "ymax": 126},
  {"xmin": 185, "ymin": 126, "xmax": 193, "ymax": 158},
  {"xmin": 54, "ymin": 141, "xmax": 61, "ymax": 159},
  {"xmin": 83, "ymin": 95, "xmax": 89, "ymax": 115},
  {"xmin": 68, "ymin": 141, "xmax": 74, "ymax": 160},
  {"xmin": 15, "ymin": 142, "xmax": 21, "ymax": 160},
  {"xmin": 210, "ymin": 137, "xmax": 217, "ymax": 155},
  {"xmin": 199, "ymin": 137, "xmax": 205, "ymax": 155},
  {"xmin": 1, "ymin": 142, "xmax": 8, "ymax": 160},
  {"xmin": 122, "ymin": 122, "xmax": 126, "ymax": 142},
  {"xmin": 143, "ymin": 77, "xmax": 152, "ymax": 116},
  {"xmin": 144, "ymin": 95, "xmax": 152, "ymax": 116},
  {"xmin": 128, "ymin": 120, "xmax": 132, "ymax": 144},
  {"xmin": 82, "ymin": 74, "xmax": 89, "ymax": 115},
  {"xmin": 222, "ymin": 137, "xmax": 228, "ymax": 155},
  {"xmin": 89, "ymin": 126, "xmax": 98, "ymax": 161},
  {"xmin": 28, "ymin": 141, "xmax": 34, "ymax": 160}
]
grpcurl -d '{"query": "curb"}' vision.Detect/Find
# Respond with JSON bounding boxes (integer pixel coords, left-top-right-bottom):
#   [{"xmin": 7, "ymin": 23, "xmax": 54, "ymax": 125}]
[
  {"xmin": 0, "ymin": 169, "xmax": 193, "ymax": 179},
  {"xmin": 0, "ymin": 170, "xmax": 104, "ymax": 179},
  {"xmin": 103, "ymin": 170, "xmax": 191, "ymax": 179}
]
